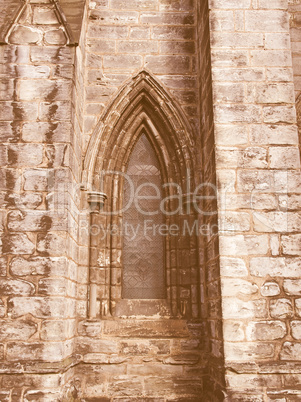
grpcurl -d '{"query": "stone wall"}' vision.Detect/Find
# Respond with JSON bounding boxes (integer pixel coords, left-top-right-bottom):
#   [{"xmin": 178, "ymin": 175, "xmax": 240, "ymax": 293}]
[
  {"xmin": 209, "ymin": 0, "xmax": 301, "ymax": 400},
  {"xmin": 0, "ymin": 0, "xmax": 81, "ymax": 399},
  {"xmin": 0, "ymin": 0, "xmax": 301, "ymax": 400}
]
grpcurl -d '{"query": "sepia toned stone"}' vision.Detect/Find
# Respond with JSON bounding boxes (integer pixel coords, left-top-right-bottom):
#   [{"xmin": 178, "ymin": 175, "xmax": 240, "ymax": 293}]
[{"xmin": 0, "ymin": 0, "xmax": 300, "ymax": 400}]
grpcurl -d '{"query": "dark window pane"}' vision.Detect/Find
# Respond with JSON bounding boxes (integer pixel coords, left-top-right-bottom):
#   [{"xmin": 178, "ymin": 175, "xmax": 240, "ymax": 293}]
[{"xmin": 122, "ymin": 134, "xmax": 165, "ymax": 299}]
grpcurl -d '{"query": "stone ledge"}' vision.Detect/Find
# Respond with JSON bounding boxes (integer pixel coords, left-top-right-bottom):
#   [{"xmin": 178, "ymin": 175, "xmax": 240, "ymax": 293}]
[
  {"xmin": 102, "ymin": 319, "xmax": 192, "ymax": 338},
  {"xmin": 226, "ymin": 361, "xmax": 301, "ymax": 374},
  {"xmin": 0, "ymin": 354, "xmax": 81, "ymax": 374}
]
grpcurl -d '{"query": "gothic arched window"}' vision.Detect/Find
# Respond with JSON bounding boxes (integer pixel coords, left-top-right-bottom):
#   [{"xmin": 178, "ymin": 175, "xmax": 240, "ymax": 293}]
[
  {"xmin": 122, "ymin": 134, "xmax": 165, "ymax": 299},
  {"xmin": 85, "ymin": 71, "xmax": 200, "ymax": 319}
]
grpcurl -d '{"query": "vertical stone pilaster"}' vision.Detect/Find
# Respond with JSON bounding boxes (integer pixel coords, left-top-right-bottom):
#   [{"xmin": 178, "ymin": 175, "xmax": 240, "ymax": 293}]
[{"xmin": 210, "ymin": 0, "xmax": 301, "ymax": 399}]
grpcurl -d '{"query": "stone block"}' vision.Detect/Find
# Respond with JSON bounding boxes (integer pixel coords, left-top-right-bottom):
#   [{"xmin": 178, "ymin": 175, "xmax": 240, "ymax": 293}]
[
  {"xmin": 38, "ymin": 278, "xmax": 67, "ymax": 296},
  {"xmin": 213, "ymin": 83, "xmax": 245, "ymax": 103},
  {"xmin": 251, "ymin": 50, "xmax": 292, "ymax": 67},
  {"xmin": 23, "ymin": 390, "xmax": 61, "ymax": 402},
  {"xmin": 227, "ymin": 374, "xmax": 282, "ymax": 391},
  {"xmin": 223, "ymin": 321, "xmax": 245, "ymax": 341},
  {"xmin": 9, "ymin": 26, "xmax": 42, "ymax": 45},
  {"xmin": 212, "ymin": 67, "xmax": 264, "ymax": 82},
  {"xmin": 258, "ymin": 0, "xmax": 287, "ymax": 8},
  {"xmin": 30, "ymin": 47, "xmax": 74, "ymax": 64},
  {"xmin": 103, "ymin": 319, "xmax": 190, "ymax": 338},
  {"xmin": 224, "ymin": 342, "xmax": 275, "ymax": 361},
  {"xmin": 109, "ymin": 376, "xmax": 143, "ymax": 396},
  {"xmin": 152, "ymin": 26, "xmax": 195, "ymax": 40},
  {"xmin": 1, "ymin": 233, "xmax": 35, "ymax": 255},
  {"xmin": 209, "ymin": 0, "xmax": 251, "ymax": 8},
  {"xmin": 23, "ymin": 169, "xmax": 51, "ymax": 191},
  {"xmin": 141, "ymin": 12, "xmax": 194, "ymax": 25},
  {"xmin": 211, "ymin": 32, "xmax": 264, "ymax": 48},
  {"xmin": 250, "ymin": 257, "xmax": 301, "ymax": 277},
  {"xmin": 253, "ymin": 212, "xmax": 301, "ymax": 233},
  {"xmin": 160, "ymin": 41, "xmax": 195, "ymax": 55},
  {"xmin": 255, "ymin": 83, "xmax": 295, "ymax": 104},
  {"xmin": 40, "ymin": 320, "xmax": 67, "ymax": 341},
  {"xmin": 221, "ymin": 278, "xmax": 258, "ymax": 297},
  {"xmin": 0, "ymin": 256, "xmax": 7, "ymax": 276},
  {"xmin": 158, "ymin": 75, "xmax": 197, "ymax": 89},
  {"xmin": 265, "ymin": 33, "xmax": 291, "ymax": 50},
  {"xmin": 266, "ymin": 67, "xmax": 293, "ymax": 82},
  {"xmin": 111, "ymin": 0, "xmax": 158, "ymax": 9},
  {"xmin": 0, "ymin": 101, "xmax": 38, "ymax": 121},
  {"xmin": 7, "ymin": 210, "xmax": 67, "ymax": 232},
  {"xmin": 296, "ymin": 299, "xmax": 301, "ymax": 318},
  {"xmin": 245, "ymin": 10, "xmax": 289, "ymax": 32},
  {"xmin": 39, "ymin": 101, "xmax": 72, "ymax": 121},
  {"xmin": 103, "ymin": 55, "xmax": 143, "ymax": 71},
  {"xmin": 283, "ymin": 279, "xmax": 301, "ymax": 296},
  {"xmin": 77, "ymin": 338, "xmax": 119, "ymax": 355},
  {"xmin": 0, "ymin": 121, "xmax": 19, "ymax": 143},
  {"xmin": 8, "ymin": 296, "xmax": 67, "ymax": 318},
  {"xmin": 270, "ymin": 299, "xmax": 293, "ymax": 319},
  {"xmin": 0, "ymin": 278, "xmax": 35, "ymax": 296},
  {"xmin": 214, "ymin": 105, "xmax": 262, "ymax": 123},
  {"xmin": 216, "ymin": 147, "xmax": 267, "ymax": 168},
  {"xmin": 0, "ymin": 299, "xmax": 5, "ymax": 317},
  {"xmin": 250, "ymin": 125, "xmax": 298, "ymax": 145},
  {"xmin": 260, "ymin": 281, "xmax": 281, "ymax": 297},
  {"xmin": 85, "ymin": 86, "xmax": 117, "ymax": 103},
  {"xmin": 219, "ymin": 235, "xmax": 269, "ymax": 256},
  {"xmin": 89, "ymin": 10, "xmax": 139, "ymax": 24},
  {"xmin": 19, "ymin": 80, "xmax": 72, "ymax": 101},
  {"xmin": 210, "ymin": 10, "xmax": 234, "ymax": 31},
  {"xmin": 7, "ymin": 342, "xmax": 64, "ymax": 362},
  {"xmin": 0, "ymin": 320, "xmax": 37, "ymax": 341},
  {"xmin": 22, "ymin": 122, "xmax": 71, "ymax": 143},
  {"xmin": 44, "ymin": 29, "xmax": 67, "ymax": 45},
  {"xmin": 0, "ymin": 79, "xmax": 16, "ymax": 101},
  {"xmin": 52, "ymin": 64, "xmax": 73, "ymax": 79},
  {"xmin": 211, "ymin": 50, "xmax": 249, "ymax": 67},
  {"xmin": 87, "ymin": 25, "xmax": 128, "ymax": 39},
  {"xmin": 145, "ymin": 55, "xmax": 191, "ymax": 74},
  {"xmin": 37, "ymin": 232, "xmax": 67, "ymax": 255},
  {"xmin": 280, "ymin": 342, "xmax": 301, "ymax": 360},
  {"xmin": 33, "ymin": 7, "xmax": 59, "ymax": 24},
  {"xmin": 223, "ymin": 299, "xmax": 268, "ymax": 319},
  {"xmin": 263, "ymin": 105, "xmax": 296, "ymax": 123},
  {"xmin": 246, "ymin": 321, "xmax": 287, "ymax": 341},
  {"xmin": 87, "ymin": 39, "xmax": 116, "ymax": 54},
  {"xmin": 291, "ymin": 321, "xmax": 301, "ymax": 340},
  {"xmin": 282, "ymin": 234, "xmax": 301, "ymax": 255},
  {"xmin": 159, "ymin": 0, "xmax": 194, "ymax": 11},
  {"xmin": 269, "ymin": 147, "xmax": 300, "ymax": 169},
  {"xmin": 129, "ymin": 26, "xmax": 150, "ymax": 39},
  {"xmin": 220, "ymin": 257, "xmax": 248, "ymax": 277},
  {"xmin": 118, "ymin": 40, "xmax": 158, "ymax": 54},
  {"xmin": 78, "ymin": 320, "xmax": 102, "ymax": 337}
]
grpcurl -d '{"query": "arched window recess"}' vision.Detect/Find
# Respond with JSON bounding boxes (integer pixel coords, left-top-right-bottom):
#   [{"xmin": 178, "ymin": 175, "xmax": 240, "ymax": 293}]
[{"xmin": 83, "ymin": 71, "xmax": 200, "ymax": 320}]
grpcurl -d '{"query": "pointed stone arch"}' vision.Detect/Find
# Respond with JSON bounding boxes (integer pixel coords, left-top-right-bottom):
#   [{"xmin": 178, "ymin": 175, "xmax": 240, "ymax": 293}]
[
  {"xmin": 83, "ymin": 71, "xmax": 200, "ymax": 319},
  {"xmin": 83, "ymin": 70, "xmax": 196, "ymax": 187}
]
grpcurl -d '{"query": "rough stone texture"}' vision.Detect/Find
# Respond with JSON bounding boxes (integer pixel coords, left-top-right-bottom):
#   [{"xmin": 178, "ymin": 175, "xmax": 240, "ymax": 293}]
[{"xmin": 0, "ymin": 0, "xmax": 300, "ymax": 401}]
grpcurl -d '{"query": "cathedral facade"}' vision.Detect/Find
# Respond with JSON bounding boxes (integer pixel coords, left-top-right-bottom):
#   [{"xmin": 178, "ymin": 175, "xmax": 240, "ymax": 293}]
[{"xmin": 0, "ymin": 0, "xmax": 301, "ymax": 400}]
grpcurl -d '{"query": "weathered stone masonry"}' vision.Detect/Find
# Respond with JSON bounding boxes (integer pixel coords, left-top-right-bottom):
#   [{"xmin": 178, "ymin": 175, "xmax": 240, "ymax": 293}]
[{"xmin": 0, "ymin": 0, "xmax": 300, "ymax": 400}]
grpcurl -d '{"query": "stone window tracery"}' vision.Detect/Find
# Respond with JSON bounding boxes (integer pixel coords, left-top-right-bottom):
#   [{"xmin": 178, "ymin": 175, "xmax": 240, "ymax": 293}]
[{"xmin": 84, "ymin": 71, "xmax": 200, "ymax": 319}]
